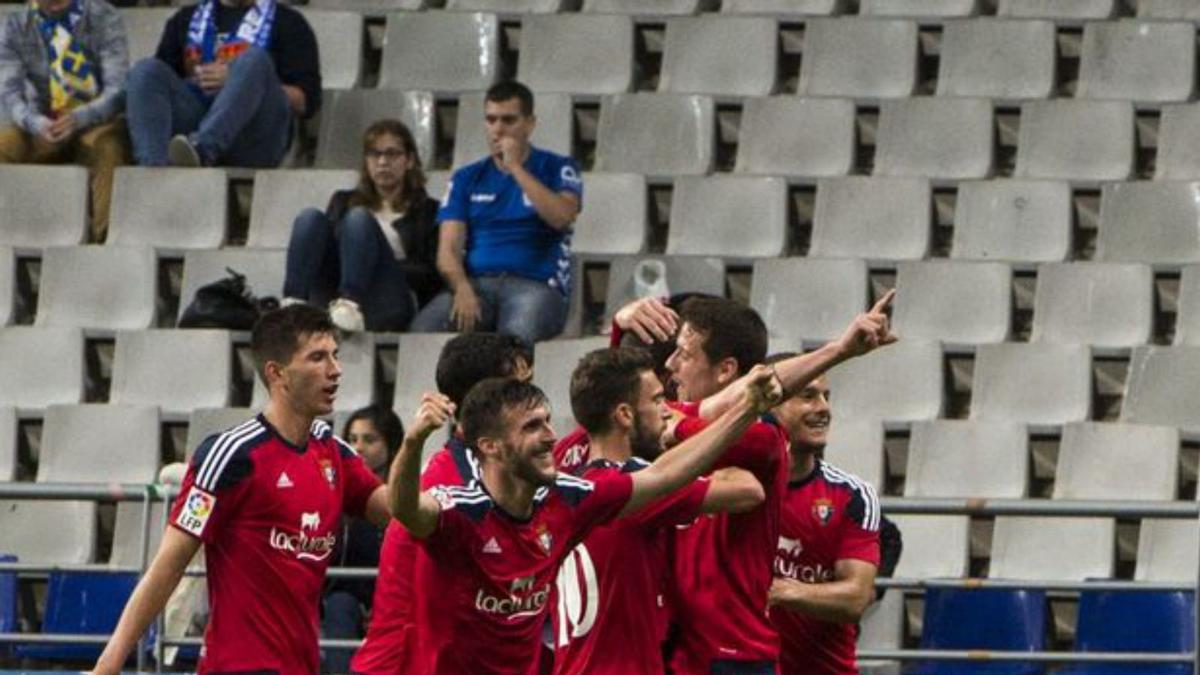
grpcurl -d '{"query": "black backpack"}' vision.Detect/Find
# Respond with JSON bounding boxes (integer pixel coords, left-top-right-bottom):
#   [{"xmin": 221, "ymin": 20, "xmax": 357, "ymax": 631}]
[{"xmin": 178, "ymin": 268, "xmax": 279, "ymax": 330}]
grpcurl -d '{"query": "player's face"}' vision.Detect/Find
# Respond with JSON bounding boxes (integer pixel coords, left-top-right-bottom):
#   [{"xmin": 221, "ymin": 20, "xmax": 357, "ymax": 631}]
[
  {"xmin": 484, "ymin": 98, "xmax": 536, "ymax": 155},
  {"xmin": 347, "ymin": 419, "xmax": 389, "ymax": 474},
  {"xmin": 499, "ymin": 403, "xmax": 557, "ymax": 487},
  {"xmin": 278, "ymin": 331, "xmax": 341, "ymax": 418},
  {"xmin": 773, "ymin": 375, "xmax": 831, "ymax": 452},
  {"xmin": 665, "ymin": 323, "xmax": 725, "ymax": 403},
  {"xmin": 630, "ymin": 370, "xmax": 671, "ymax": 461},
  {"xmin": 364, "ymin": 132, "xmax": 412, "ymax": 195}
]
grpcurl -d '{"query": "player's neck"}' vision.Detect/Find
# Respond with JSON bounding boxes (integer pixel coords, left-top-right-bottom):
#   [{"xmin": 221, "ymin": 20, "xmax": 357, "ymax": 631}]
[
  {"xmin": 788, "ymin": 449, "xmax": 817, "ymax": 483},
  {"xmin": 481, "ymin": 464, "xmax": 538, "ymax": 519},
  {"xmin": 262, "ymin": 398, "xmax": 314, "ymax": 448},
  {"xmin": 588, "ymin": 431, "xmax": 632, "ymax": 466}
]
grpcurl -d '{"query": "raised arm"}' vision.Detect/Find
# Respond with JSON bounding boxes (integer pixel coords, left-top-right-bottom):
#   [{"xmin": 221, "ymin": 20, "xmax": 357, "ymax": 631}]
[
  {"xmin": 388, "ymin": 392, "xmax": 456, "ymax": 539},
  {"xmin": 498, "ymin": 138, "xmax": 579, "ymax": 231},
  {"xmin": 768, "ymin": 559, "xmax": 878, "ymax": 624}
]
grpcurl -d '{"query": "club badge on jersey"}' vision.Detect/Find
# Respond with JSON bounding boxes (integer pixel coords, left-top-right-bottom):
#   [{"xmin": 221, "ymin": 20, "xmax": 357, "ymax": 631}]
[
  {"xmin": 812, "ymin": 498, "xmax": 835, "ymax": 525},
  {"xmin": 320, "ymin": 459, "xmax": 336, "ymax": 488},
  {"xmin": 536, "ymin": 522, "xmax": 553, "ymax": 555}
]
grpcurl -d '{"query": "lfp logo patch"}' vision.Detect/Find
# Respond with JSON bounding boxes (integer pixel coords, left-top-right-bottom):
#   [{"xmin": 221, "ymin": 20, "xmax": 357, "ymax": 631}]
[{"xmin": 176, "ymin": 486, "xmax": 217, "ymax": 536}]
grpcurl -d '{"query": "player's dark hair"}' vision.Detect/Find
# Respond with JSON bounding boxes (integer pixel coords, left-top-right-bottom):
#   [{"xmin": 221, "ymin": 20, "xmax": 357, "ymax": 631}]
[
  {"xmin": 435, "ymin": 333, "xmax": 534, "ymax": 408},
  {"xmin": 617, "ymin": 292, "xmax": 722, "ymax": 390},
  {"xmin": 342, "ymin": 404, "xmax": 405, "ymax": 466},
  {"xmin": 678, "ymin": 297, "xmax": 768, "ymax": 376},
  {"xmin": 485, "ymin": 80, "xmax": 535, "ymax": 116},
  {"xmin": 251, "ymin": 305, "xmax": 337, "ymax": 384},
  {"xmin": 570, "ymin": 347, "xmax": 655, "ymax": 436},
  {"xmin": 460, "ymin": 378, "xmax": 549, "ymax": 447}
]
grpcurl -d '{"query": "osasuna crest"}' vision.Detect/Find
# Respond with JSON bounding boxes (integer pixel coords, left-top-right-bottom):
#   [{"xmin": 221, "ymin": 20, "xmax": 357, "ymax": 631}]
[
  {"xmin": 536, "ymin": 523, "xmax": 553, "ymax": 554},
  {"xmin": 319, "ymin": 459, "xmax": 336, "ymax": 488},
  {"xmin": 812, "ymin": 498, "xmax": 835, "ymax": 525}
]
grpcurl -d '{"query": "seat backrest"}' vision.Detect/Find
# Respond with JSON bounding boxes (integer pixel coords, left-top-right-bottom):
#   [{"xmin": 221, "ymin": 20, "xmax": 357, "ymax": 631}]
[
  {"xmin": 735, "ymin": 97, "xmax": 855, "ymax": 177},
  {"xmin": 857, "ymin": 589, "xmax": 904, "ymax": 652},
  {"xmin": 448, "ymin": 0, "xmax": 567, "ymax": 11},
  {"xmin": 453, "ymin": 92, "xmax": 573, "ymax": 169},
  {"xmin": 937, "ymin": 18, "xmax": 1056, "ymax": 100},
  {"xmin": 997, "ymin": 0, "xmax": 1116, "ymax": 18},
  {"xmin": 328, "ymin": 331, "xmax": 376, "ymax": 413},
  {"xmin": 518, "ymin": 14, "xmax": 634, "ymax": 95},
  {"xmin": 811, "ymin": 177, "xmax": 931, "ymax": 261},
  {"xmin": 39, "ymin": 404, "xmax": 160, "ymax": 483},
  {"xmin": 393, "ymin": 333, "xmax": 458, "ymax": 423},
  {"xmin": 37, "ymin": 571, "xmax": 138, "ymax": 653},
  {"xmin": 179, "ymin": 249, "xmax": 286, "ymax": 325},
  {"xmin": 875, "ymin": 98, "xmax": 994, "ymax": 179},
  {"xmin": 123, "ymin": 8, "xmax": 176, "ymax": 62},
  {"xmin": 1031, "ymin": 262, "xmax": 1153, "ymax": 348},
  {"xmin": 666, "ymin": 176, "xmax": 787, "ymax": 258},
  {"xmin": 247, "ymin": 169, "xmax": 359, "ymax": 248},
  {"xmin": 919, "ymin": 587, "xmax": 1047, "ymax": 652},
  {"xmin": 1097, "ymin": 181, "xmax": 1200, "ymax": 265},
  {"xmin": 0, "ymin": 327, "xmax": 84, "ymax": 409},
  {"xmin": 186, "ymin": 407, "xmax": 257, "ymax": 461},
  {"xmin": 1122, "ymin": 346, "xmax": 1200, "ymax": 435},
  {"xmin": 1074, "ymin": 591, "xmax": 1196, "ymax": 655},
  {"xmin": 0, "ymin": 165, "xmax": 88, "ymax": 248},
  {"xmin": 111, "ymin": 330, "xmax": 232, "ymax": 416},
  {"xmin": 750, "ymin": 257, "xmax": 868, "ymax": 348},
  {"xmin": 0, "ymin": 500, "xmax": 96, "ymax": 564},
  {"xmin": 532, "ymin": 337, "xmax": 610, "ymax": 426},
  {"xmin": 893, "ymin": 260, "xmax": 1012, "ymax": 345},
  {"xmin": 1137, "ymin": 519, "xmax": 1199, "ymax": 582},
  {"xmin": 309, "ymin": 0, "xmax": 425, "ymax": 10},
  {"xmin": 951, "ymin": 179, "xmax": 1071, "ymax": 263},
  {"xmin": 109, "ymin": 501, "xmax": 166, "ymax": 569},
  {"xmin": 821, "ymin": 419, "xmax": 884, "ymax": 489},
  {"xmin": 36, "ymin": 246, "xmax": 157, "ymax": 330},
  {"xmin": 906, "ymin": 420, "xmax": 1028, "ymax": 498},
  {"xmin": 971, "ymin": 342, "xmax": 1092, "ymax": 425},
  {"xmin": 595, "ymin": 94, "xmax": 715, "ymax": 176},
  {"xmin": 379, "ymin": 12, "xmax": 499, "ymax": 91},
  {"xmin": 0, "ymin": 406, "xmax": 15, "ymax": 482},
  {"xmin": 861, "ymin": 0, "xmax": 979, "ymax": 15},
  {"xmin": 108, "ymin": 168, "xmax": 227, "ymax": 250},
  {"xmin": 571, "ymin": 173, "xmax": 647, "ymax": 256},
  {"xmin": 824, "ymin": 340, "xmax": 943, "ymax": 422},
  {"xmin": 603, "ymin": 255, "xmax": 726, "ymax": 319},
  {"xmin": 0, "ymin": 246, "xmax": 11, "ymax": 327},
  {"xmin": 1078, "ymin": 21, "xmax": 1195, "ymax": 103},
  {"xmin": 1140, "ymin": 0, "xmax": 1200, "ymax": 18},
  {"xmin": 798, "ymin": 18, "xmax": 918, "ymax": 98},
  {"xmin": 316, "ymin": 89, "xmax": 435, "ymax": 169},
  {"xmin": 1175, "ymin": 264, "xmax": 1200, "ymax": 346},
  {"xmin": 990, "ymin": 516, "xmax": 1115, "ymax": 580},
  {"xmin": 890, "ymin": 515, "xmax": 972, "ymax": 578},
  {"xmin": 1015, "ymin": 100, "xmax": 1135, "ymax": 181},
  {"xmin": 582, "ymin": 0, "xmax": 710, "ymax": 14},
  {"xmin": 659, "ymin": 16, "xmax": 777, "ymax": 97},
  {"xmin": 299, "ymin": 9, "xmax": 363, "ymax": 89},
  {"xmin": 1156, "ymin": 104, "xmax": 1200, "ymax": 180},
  {"xmin": 721, "ymin": 0, "xmax": 847, "ymax": 14},
  {"xmin": 1054, "ymin": 422, "xmax": 1178, "ymax": 501}
]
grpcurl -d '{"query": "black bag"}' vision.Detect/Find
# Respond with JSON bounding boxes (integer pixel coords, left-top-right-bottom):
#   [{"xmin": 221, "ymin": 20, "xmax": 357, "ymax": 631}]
[{"xmin": 178, "ymin": 267, "xmax": 279, "ymax": 330}]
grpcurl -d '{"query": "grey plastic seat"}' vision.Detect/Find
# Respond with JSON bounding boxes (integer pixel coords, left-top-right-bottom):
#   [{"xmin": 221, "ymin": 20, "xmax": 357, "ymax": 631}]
[
  {"xmin": 299, "ymin": 10, "xmax": 363, "ymax": 89},
  {"xmin": 821, "ymin": 419, "xmax": 885, "ymax": 490},
  {"xmin": 186, "ymin": 407, "xmax": 257, "ymax": 460},
  {"xmin": 1096, "ymin": 181, "xmax": 1200, "ymax": 265},
  {"xmin": 247, "ymin": 169, "xmax": 359, "ymax": 248},
  {"xmin": 1140, "ymin": 0, "xmax": 1200, "ymax": 18},
  {"xmin": 426, "ymin": 170, "xmax": 450, "ymax": 205},
  {"xmin": 798, "ymin": 19, "xmax": 918, "ymax": 99},
  {"xmin": 603, "ymin": 255, "xmax": 726, "ymax": 319},
  {"xmin": 811, "ymin": 177, "xmax": 931, "ymax": 261},
  {"xmin": 861, "ymin": 0, "xmax": 979, "ymax": 16},
  {"xmin": 1175, "ymin": 265, "xmax": 1200, "ymax": 346},
  {"xmin": 448, "ymin": 0, "xmax": 566, "ymax": 10},
  {"xmin": 1136, "ymin": 519, "xmax": 1198, "ymax": 582},
  {"xmin": 1078, "ymin": 21, "xmax": 1194, "ymax": 103},
  {"xmin": 1156, "ymin": 105, "xmax": 1200, "ymax": 180},
  {"xmin": 824, "ymin": 340, "xmax": 944, "ymax": 423},
  {"xmin": 108, "ymin": 168, "xmax": 227, "ymax": 250},
  {"xmin": 582, "ymin": 0, "xmax": 713, "ymax": 14},
  {"xmin": 0, "ymin": 499, "xmax": 97, "ymax": 564},
  {"xmin": 110, "ymin": 501, "xmax": 166, "ymax": 568},
  {"xmin": 0, "ymin": 246, "xmax": 12, "ymax": 327},
  {"xmin": 392, "ymin": 333, "xmax": 458, "ymax": 424},
  {"xmin": 890, "ymin": 515, "xmax": 971, "ymax": 578},
  {"xmin": 0, "ymin": 406, "xmax": 15, "ymax": 482},
  {"xmin": 179, "ymin": 249, "xmax": 286, "ymax": 324},
  {"xmin": 951, "ymin": 179, "xmax": 1071, "ymax": 263},
  {"xmin": 750, "ymin": 257, "xmax": 868, "ymax": 348},
  {"xmin": 111, "ymin": 330, "xmax": 232, "ymax": 416},
  {"xmin": 1031, "ymin": 262, "xmax": 1153, "ymax": 349},
  {"xmin": 595, "ymin": 94, "xmax": 715, "ymax": 176},
  {"xmin": 937, "ymin": 19, "xmax": 1056, "ymax": 100},
  {"xmin": 906, "ymin": 420, "xmax": 1028, "ymax": 498},
  {"xmin": 997, "ymin": 0, "xmax": 1116, "ymax": 18},
  {"xmin": 571, "ymin": 173, "xmax": 647, "ymax": 256},
  {"xmin": 893, "ymin": 261, "xmax": 1012, "ymax": 345},
  {"xmin": 721, "ymin": 0, "xmax": 846, "ymax": 15},
  {"xmin": 1014, "ymin": 100, "xmax": 1134, "ymax": 181},
  {"xmin": 518, "ymin": 14, "xmax": 634, "ymax": 95},
  {"xmin": 379, "ymin": 12, "xmax": 498, "ymax": 92},
  {"xmin": 0, "ymin": 327, "xmax": 84, "ymax": 409},
  {"xmin": 990, "ymin": 516, "xmax": 1115, "ymax": 580},
  {"xmin": 36, "ymin": 246, "xmax": 156, "ymax": 331},
  {"xmin": 124, "ymin": 8, "xmax": 176, "ymax": 62},
  {"xmin": 735, "ymin": 97, "xmax": 855, "ymax": 178},
  {"xmin": 1122, "ymin": 346, "xmax": 1200, "ymax": 436},
  {"xmin": 0, "ymin": 165, "xmax": 88, "ymax": 248},
  {"xmin": 858, "ymin": 590, "xmax": 904, "ymax": 673},
  {"xmin": 971, "ymin": 343, "xmax": 1092, "ymax": 425},
  {"xmin": 666, "ymin": 176, "xmax": 787, "ymax": 258},
  {"xmin": 316, "ymin": 89, "xmax": 435, "ymax": 169},
  {"xmin": 452, "ymin": 92, "xmax": 573, "ymax": 170},
  {"xmin": 1054, "ymin": 422, "xmax": 1178, "ymax": 501},
  {"xmin": 532, "ymin": 337, "xmax": 609, "ymax": 429},
  {"xmin": 659, "ymin": 17, "xmax": 777, "ymax": 97},
  {"xmin": 309, "ymin": 0, "xmax": 426, "ymax": 11},
  {"xmin": 874, "ymin": 98, "xmax": 994, "ymax": 179}
]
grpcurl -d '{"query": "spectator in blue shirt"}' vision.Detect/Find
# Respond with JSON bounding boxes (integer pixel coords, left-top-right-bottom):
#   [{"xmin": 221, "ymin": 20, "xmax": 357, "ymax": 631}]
[{"xmin": 409, "ymin": 80, "xmax": 582, "ymax": 346}]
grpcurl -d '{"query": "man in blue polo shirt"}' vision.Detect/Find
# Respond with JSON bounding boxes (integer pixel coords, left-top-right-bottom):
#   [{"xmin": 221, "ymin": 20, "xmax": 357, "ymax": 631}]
[{"xmin": 409, "ymin": 80, "xmax": 582, "ymax": 346}]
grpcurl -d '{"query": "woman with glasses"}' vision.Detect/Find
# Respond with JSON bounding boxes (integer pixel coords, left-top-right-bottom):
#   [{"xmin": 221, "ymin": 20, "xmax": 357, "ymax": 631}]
[{"xmin": 282, "ymin": 118, "xmax": 442, "ymax": 331}]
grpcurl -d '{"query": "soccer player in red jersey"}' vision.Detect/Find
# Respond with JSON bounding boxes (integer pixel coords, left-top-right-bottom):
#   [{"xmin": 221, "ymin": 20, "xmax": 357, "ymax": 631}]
[
  {"xmin": 390, "ymin": 369, "xmax": 782, "ymax": 675},
  {"xmin": 351, "ymin": 332, "xmax": 532, "ymax": 675},
  {"xmin": 764, "ymin": 359, "xmax": 882, "ymax": 675},
  {"xmin": 93, "ymin": 306, "xmax": 390, "ymax": 675}
]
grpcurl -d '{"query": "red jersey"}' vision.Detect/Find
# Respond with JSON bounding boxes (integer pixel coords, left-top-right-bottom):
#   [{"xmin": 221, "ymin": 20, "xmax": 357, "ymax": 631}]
[
  {"xmin": 411, "ymin": 471, "xmax": 634, "ymax": 674},
  {"xmin": 552, "ymin": 459, "xmax": 710, "ymax": 675},
  {"xmin": 771, "ymin": 460, "xmax": 881, "ymax": 675},
  {"xmin": 168, "ymin": 415, "xmax": 381, "ymax": 675},
  {"xmin": 351, "ymin": 435, "xmax": 477, "ymax": 675},
  {"xmin": 554, "ymin": 425, "xmax": 591, "ymax": 474}
]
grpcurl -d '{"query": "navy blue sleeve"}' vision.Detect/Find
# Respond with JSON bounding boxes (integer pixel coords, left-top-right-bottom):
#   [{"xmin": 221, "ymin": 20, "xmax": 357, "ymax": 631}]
[
  {"xmin": 153, "ymin": 7, "xmax": 192, "ymax": 78},
  {"xmin": 270, "ymin": 6, "xmax": 321, "ymax": 118},
  {"xmin": 190, "ymin": 432, "xmax": 256, "ymax": 493}
]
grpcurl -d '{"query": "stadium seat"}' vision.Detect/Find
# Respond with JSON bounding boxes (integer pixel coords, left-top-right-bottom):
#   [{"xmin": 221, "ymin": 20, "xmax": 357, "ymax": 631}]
[
  {"xmin": 821, "ymin": 419, "xmax": 885, "ymax": 490},
  {"xmin": 517, "ymin": 14, "xmax": 634, "ymax": 95},
  {"xmin": 111, "ymin": 329, "xmax": 232, "ymax": 416},
  {"xmin": 247, "ymin": 169, "xmax": 358, "ymax": 249},
  {"xmin": 990, "ymin": 516, "xmax": 1115, "ymax": 580},
  {"xmin": 889, "ymin": 515, "xmax": 971, "ymax": 578},
  {"xmin": 1053, "ymin": 422, "xmax": 1178, "ymax": 501},
  {"xmin": 1121, "ymin": 346, "xmax": 1200, "ymax": 436},
  {"xmin": 1140, "ymin": 0, "xmax": 1200, "ymax": 18},
  {"xmin": 253, "ymin": 331, "xmax": 375, "ymax": 413},
  {"xmin": 749, "ymin": 257, "xmax": 868, "ymax": 348},
  {"xmin": 1030, "ymin": 262, "xmax": 1153, "ymax": 349},
  {"xmin": 1056, "ymin": 591, "xmax": 1194, "ymax": 675},
  {"xmin": 447, "ymin": 0, "xmax": 567, "ymax": 11},
  {"xmin": 997, "ymin": 0, "xmax": 1116, "ymax": 18},
  {"xmin": 1014, "ymin": 100, "xmax": 1135, "ymax": 181},
  {"xmin": 595, "ymin": 94, "xmax": 715, "ymax": 176},
  {"xmin": 721, "ymin": 0, "xmax": 847, "ymax": 14},
  {"xmin": 905, "ymin": 420, "xmax": 1028, "ymax": 498},
  {"xmin": 393, "ymin": 333, "xmax": 457, "ymax": 426},
  {"xmin": 299, "ymin": 9, "xmax": 363, "ymax": 89},
  {"xmin": 892, "ymin": 261, "xmax": 1012, "ymax": 345},
  {"xmin": 453, "ymin": 92, "xmax": 573, "ymax": 170},
  {"xmin": 0, "ymin": 165, "xmax": 88, "ymax": 248},
  {"xmin": 823, "ymin": 340, "xmax": 943, "ymax": 423},
  {"xmin": 1136, "ymin": 519, "xmax": 1198, "ymax": 582},
  {"xmin": 0, "ymin": 553, "xmax": 14, "ymax": 641},
  {"xmin": 0, "ymin": 246, "xmax": 12, "ymax": 327},
  {"xmin": 108, "ymin": 168, "xmax": 227, "ymax": 250},
  {"xmin": 123, "ymin": 8, "xmax": 176, "ymax": 62},
  {"xmin": 109, "ymin": 501, "xmax": 166, "ymax": 568},
  {"xmin": 378, "ymin": 12, "xmax": 499, "ymax": 92},
  {"xmin": 36, "ymin": 246, "xmax": 156, "ymax": 331},
  {"xmin": 666, "ymin": 176, "xmax": 787, "ymax": 258},
  {"xmin": 13, "ymin": 571, "xmax": 139, "ymax": 662},
  {"xmin": 857, "ymin": 590, "xmax": 904, "ymax": 673},
  {"xmin": 316, "ymin": 89, "xmax": 435, "ymax": 170},
  {"xmin": 1175, "ymin": 265, "xmax": 1200, "ymax": 346},
  {"xmin": 1155, "ymin": 104, "xmax": 1200, "ymax": 180},
  {"xmin": 907, "ymin": 587, "xmax": 1046, "ymax": 675},
  {"xmin": 570, "ymin": 173, "xmax": 647, "ymax": 256},
  {"xmin": 186, "ymin": 407, "xmax": 257, "ymax": 459},
  {"xmin": 810, "ymin": 177, "xmax": 931, "ymax": 261},
  {"xmin": 971, "ymin": 343, "xmax": 1092, "ymax": 426},
  {"xmin": 659, "ymin": 16, "xmax": 777, "ymax": 97},
  {"xmin": 798, "ymin": 19, "xmax": 918, "ymax": 99},
  {"xmin": 582, "ymin": 0, "xmax": 714, "ymax": 14},
  {"xmin": 951, "ymin": 179, "xmax": 1072, "ymax": 263},
  {"xmin": 603, "ymin": 255, "xmax": 726, "ymax": 320},
  {"xmin": 1078, "ymin": 21, "xmax": 1195, "ymax": 103},
  {"xmin": 309, "ymin": 0, "xmax": 426, "ymax": 11},
  {"xmin": 0, "ymin": 327, "xmax": 84, "ymax": 409},
  {"xmin": 874, "ymin": 98, "xmax": 994, "ymax": 179},
  {"xmin": 0, "ymin": 406, "xmax": 15, "ymax": 482},
  {"xmin": 1096, "ymin": 181, "xmax": 1200, "ymax": 265},
  {"xmin": 861, "ymin": 0, "xmax": 979, "ymax": 16},
  {"xmin": 937, "ymin": 19, "xmax": 1056, "ymax": 100},
  {"xmin": 0, "ymin": 500, "xmax": 95, "ymax": 564},
  {"xmin": 532, "ymin": 337, "xmax": 609, "ymax": 433},
  {"xmin": 734, "ymin": 97, "xmax": 855, "ymax": 178},
  {"xmin": 179, "ymin": 249, "xmax": 286, "ymax": 325}
]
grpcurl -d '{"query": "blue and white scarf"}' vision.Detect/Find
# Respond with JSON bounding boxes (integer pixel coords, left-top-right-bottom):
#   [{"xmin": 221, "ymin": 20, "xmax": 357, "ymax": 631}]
[{"xmin": 184, "ymin": 0, "xmax": 275, "ymax": 99}]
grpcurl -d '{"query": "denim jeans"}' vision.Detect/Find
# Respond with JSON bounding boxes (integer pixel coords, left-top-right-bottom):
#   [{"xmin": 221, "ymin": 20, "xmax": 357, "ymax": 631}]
[
  {"xmin": 320, "ymin": 590, "xmax": 362, "ymax": 674},
  {"xmin": 125, "ymin": 47, "xmax": 291, "ymax": 167},
  {"xmin": 283, "ymin": 207, "xmax": 417, "ymax": 331},
  {"xmin": 409, "ymin": 274, "xmax": 569, "ymax": 346},
  {"xmin": 710, "ymin": 659, "xmax": 777, "ymax": 675}
]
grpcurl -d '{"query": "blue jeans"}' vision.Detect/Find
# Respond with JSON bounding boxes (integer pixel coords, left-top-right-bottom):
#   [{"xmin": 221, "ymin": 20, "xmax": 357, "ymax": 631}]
[
  {"xmin": 321, "ymin": 590, "xmax": 362, "ymax": 674},
  {"xmin": 710, "ymin": 660, "xmax": 777, "ymax": 675},
  {"xmin": 125, "ymin": 48, "xmax": 292, "ymax": 167},
  {"xmin": 409, "ymin": 274, "xmax": 568, "ymax": 346},
  {"xmin": 283, "ymin": 207, "xmax": 416, "ymax": 331}
]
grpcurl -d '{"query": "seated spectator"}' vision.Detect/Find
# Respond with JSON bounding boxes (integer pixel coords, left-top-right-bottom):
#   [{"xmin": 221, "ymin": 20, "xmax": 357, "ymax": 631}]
[
  {"xmin": 124, "ymin": 0, "xmax": 319, "ymax": 167},
  {"xmin": 0, "ymin": 0, "xmax": 130, "ymax": 242},
  {"xmin": 409, "ymin": 80, "xmax": 582, "ymax": 346},
  {"xmin": 282, "ymin": 119, "xmax": 441, "ymax": 332},
  {"xmin": 322, "ymin": 404, "xmax": 403, "ymax": 674}
]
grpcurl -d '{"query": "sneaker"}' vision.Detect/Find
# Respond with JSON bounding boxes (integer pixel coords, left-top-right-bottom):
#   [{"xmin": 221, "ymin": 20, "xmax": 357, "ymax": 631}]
[
  {"xmin": 280, "ymin": 296, "xmax": 306, "ymax": 308},
  {"xmin": 329, "ymin": 298, "xmax": 365, "ymax": 332},
  {"xmin": 168, "ymin": 134, "xmax": 202, "ymax": 167}
]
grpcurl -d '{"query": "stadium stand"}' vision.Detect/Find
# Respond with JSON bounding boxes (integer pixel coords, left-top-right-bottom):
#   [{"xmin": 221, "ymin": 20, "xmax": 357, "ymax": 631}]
[
  {"xmin": 666, "ymin": 176, "xmax": 787, "ymax": 258},
  {"xmin": 750, "ymin": 257, "xmax": 868, "ymax": 348},
  {"xmin": 0, "ymin": 166, "xmax": 88, "ymax": 249},
  {"xmin": 1096, "ymin": 181, "xmax": 1200, "ymax": 265},
  {"xmin": 1121, "ymin": 346, "xmax": 1200, "ymax": 436},
  {"xmin": 446, "ymin": 0, "xmax": 571, "ymax": 12},
  {"xmin": 996, "ymin": 0, "xmax": 1117, "ymax": 19},
  {"xmin": 971, "ymin": 342, "xmax": 1092, "ymax": 426},
  {"xmin": 861, "ymin": 0, "xmax": 980, "ymax": 17},
  {"xmin": 1157, "ymin": 104, "xmax": 1200, "ymax": 180},
  {"xmin": 797, "ymin": 18, "xmax": 919, "ymax": 99},
  {"xmin": 107, "ymin": 168, "xmax": 228, "ymax": 251},
  {"xmin": 905, "ymin": 420, "xmax": 1029, "ymax": 498},
  {"xmin": 122, "ymin": 8, "xmax": 175, "ymax": 63},
  {"xmin": 316, "ymin": 89, "xmax": 435, "ymax": 169},
  {"xmin": 1014, "ymin": 100, "xmax": 1135, "ymax": 181},
  {"xmin": 735, "ymin": 97, "xmax": 856, "ymax": 178},
  {"xmin": 1077, "ymin": 21, "xmax": 1196, "ymax": 103},
  {"xmin": 178, "ymin": 249, "xmax": 287, "ymax": 325},
  {"xmin": 1053, "ymin": 422, "xmax": 1179, "ymax": 501},
  {"xmin": 950, "ymin": 179, "xmax": 1072, "ymax": 263},
  {"xmin": 299, "ymin": 10, "xmax": 364, "ymax": 90},
  {"xmin": 888, "ymin": 514, "xmax": 971, "ymax": 578},
  {"xmin": 391, "ymin": 332, "xmax": 457, "ymax": 427},
  {"xmin": 0, "ymin": 328, "xmax": 84, "ymax": 410},
  {"xmin": 991, "ymin": 516, "xmax": 1116, "ymax": 580},
  {"xmin": 1057, "ymin": 591, "xmax": 1195, "ymax": 675},
  {"xmin": 35, "ymin": 246, "xmax": 157, "ymax": 331},
  {"xmin": 936, "ymin": 18, "xmax": 1056, "ymax": 100},
  {"xmin": 720, "ymin": 0, "xmax": 846, "ymax": 15},
  {"xmin": 820, "ymin": 418, "xmax": 885, "ymax": 490},
  {"xmin": 246, "ymin": 169, "xmax": 359, "ymax": 249},
  {"xmin": 568, "ymin": 173, "xmax": 647, "ymax": 256},
  {"xmin": 532, "ymin": 336, "xmax": 609, "ymax": 433},
  {"xmin": 1137, "ymin": 519, "xmax": 1199, "ymax": 583},
  {"xmin": 873, "ymin": 98, "xmax": 994, "ymax": 179},
  {"xmin": 0, "ymin": 407, "xmax": 15, "ymax": 482},
  {"xmin": 594, "ymin": 93, "xmax": 715, "ymax": 176},
  {"xmin": 0, "ymin": 247, "xmax": 11, "ymax": 327},
  {"xmin": 516, "ymin": 14, "xmax": 635, "ymax": 95},
  {"xmin": 1140, "ymin": 0, "xmax": 1200, "ymax": 19},
  {"xmin": 891, "ymin": 260, "xmax": 1012, "ymax": 346},
  {"xmin": 581, "ymin": 0, "xmax": 716, "ymax": 14},
  {"xmin": 110, "ymin": 329, "xmax": 233, "ymax": 417},
  {"xmin": 1030, "ymin": 262, "xmax": 1154, "ymax": 349},
  {"xmin": 810, "ymin": 177, "xmax": 932, "ymax": 261},
  {"xmin": 908, "ymin": 587, "xmax": 1047, "ymax": 675},
  {"xmin": 823, "ymin": 340, "xmax": 943, "ymax": 423},
  {"xmin": 658, "ymin": 16, "xmax": 777, "ymax": 97},
  {"xmin": 1176, "ymin": 265, "xmax": 1200, "ymax": 346},
  {"xmin": 602, "ymin": 255, "xmax": 726, "ymax": 319},
  {"xmin": 378, "ymin": 12, "xmax": 499, "ymax": 92}
]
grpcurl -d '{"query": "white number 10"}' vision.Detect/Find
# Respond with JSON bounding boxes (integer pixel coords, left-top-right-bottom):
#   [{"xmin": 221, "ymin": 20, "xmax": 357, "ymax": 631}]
[{"xmin": 555, "ymin": 544, "xmax": 599, "ymax": 646}]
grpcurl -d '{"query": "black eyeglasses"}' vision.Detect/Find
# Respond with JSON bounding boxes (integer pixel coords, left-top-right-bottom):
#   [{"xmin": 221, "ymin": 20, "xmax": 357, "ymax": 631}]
[{"xmin": 366, "ymin": 148, "xmax": 407, "ymax": 161}]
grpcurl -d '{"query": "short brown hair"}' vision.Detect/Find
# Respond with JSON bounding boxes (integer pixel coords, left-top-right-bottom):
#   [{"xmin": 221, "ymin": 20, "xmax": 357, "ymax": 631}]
[
  {"xmin": 459, "ymin": 378, "xmax": 549, "ymax": 447},
  {"xmin": 570, "ymin": 347, "xmax": 655, "ymax": 436},
  {"xmin": 678, "ymin": 297, "xmax": 768, "ymax": 376},
  {"xmin": 250, "ymin": 305, "xmax": 337, "ymax": 384}
]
